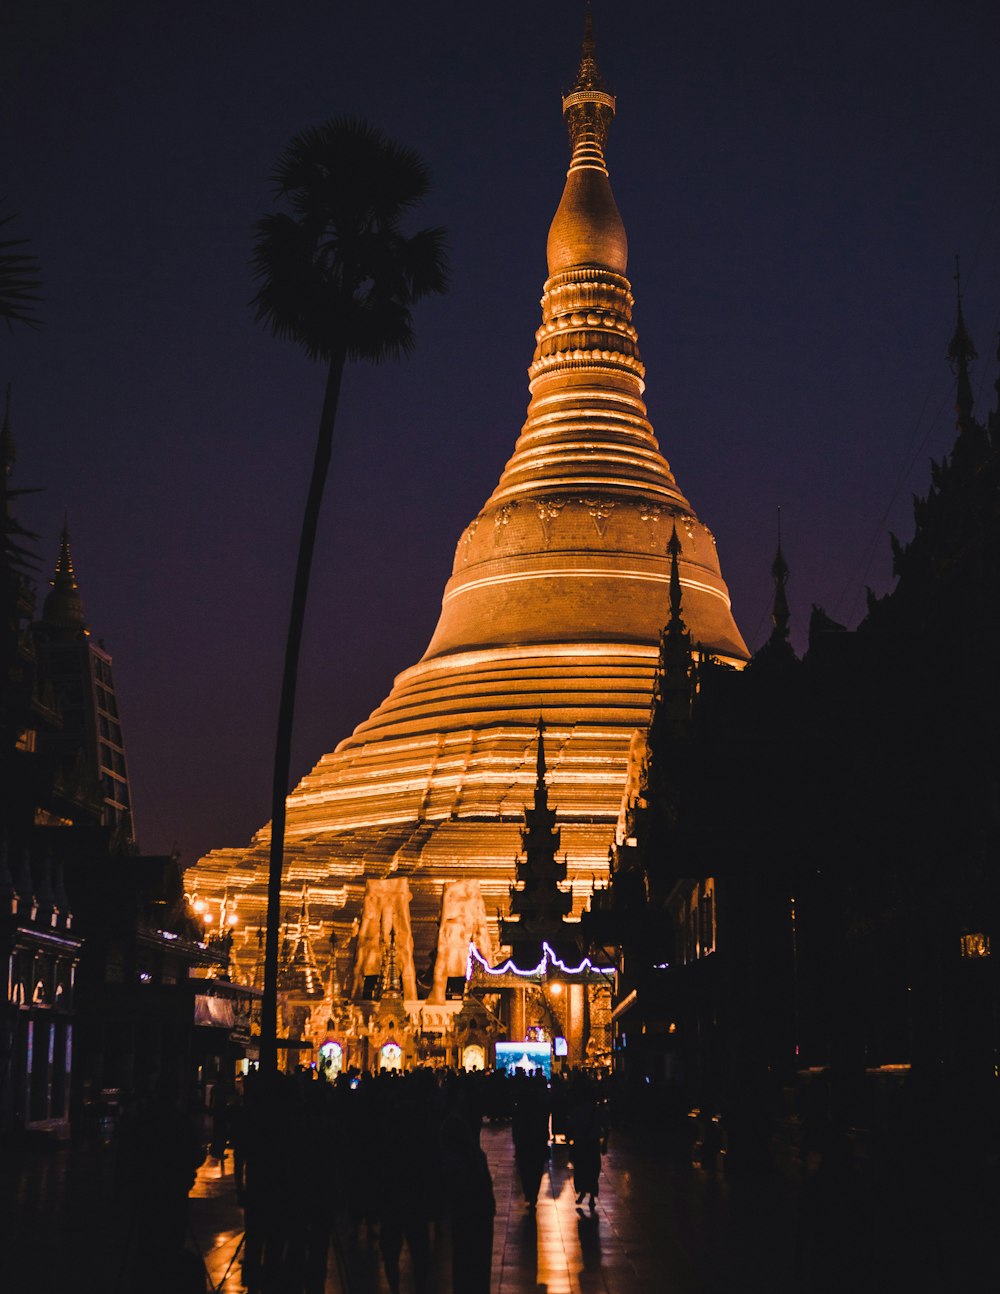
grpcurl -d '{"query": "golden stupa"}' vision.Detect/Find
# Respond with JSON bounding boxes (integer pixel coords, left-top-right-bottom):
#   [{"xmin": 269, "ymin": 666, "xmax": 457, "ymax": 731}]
[{"xmin": 189, "ymin": 25, "xmax": 747, "ymax": 986}]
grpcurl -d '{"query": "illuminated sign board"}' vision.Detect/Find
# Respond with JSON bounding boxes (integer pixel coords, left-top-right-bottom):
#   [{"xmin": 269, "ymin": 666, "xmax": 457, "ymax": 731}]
[
  {"xmin": 553, "ymin": 1036, "xmax": 568, "ymax": 1057},
  {"xmin": 495, "ymin": 1041, "xmax": 551, "ymax": 1078}
]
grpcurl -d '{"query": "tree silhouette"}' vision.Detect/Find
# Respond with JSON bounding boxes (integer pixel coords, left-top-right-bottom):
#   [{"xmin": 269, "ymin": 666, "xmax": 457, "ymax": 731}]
[{"xmin": 251, "ymin": 118, "xmax": 447, "ymax": 1071}]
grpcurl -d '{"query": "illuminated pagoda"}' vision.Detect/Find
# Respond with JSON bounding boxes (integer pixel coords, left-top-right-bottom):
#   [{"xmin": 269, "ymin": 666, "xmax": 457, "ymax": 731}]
[{"xmin": 188, "ymin": 18, "xmax": 748, "ymax": 1054}]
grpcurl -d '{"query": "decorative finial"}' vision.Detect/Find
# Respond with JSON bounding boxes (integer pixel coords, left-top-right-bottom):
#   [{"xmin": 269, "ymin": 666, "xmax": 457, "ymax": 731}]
[
  {"xmin": 576, "ymin": 2, "xmax": 601, "ymax": 92},
  {"xmin": 562, "ymin": 4, "xmax": 616, "ymax": 168},
  {"xmin": 948, "ymin": 255, "xmax": 977, "ymax": 426}
]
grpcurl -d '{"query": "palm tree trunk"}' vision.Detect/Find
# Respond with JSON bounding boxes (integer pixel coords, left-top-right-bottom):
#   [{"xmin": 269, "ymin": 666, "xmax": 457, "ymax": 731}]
[{"xmin": 260, "ymin": 349, "xmax": 346, "ymax": 1073}]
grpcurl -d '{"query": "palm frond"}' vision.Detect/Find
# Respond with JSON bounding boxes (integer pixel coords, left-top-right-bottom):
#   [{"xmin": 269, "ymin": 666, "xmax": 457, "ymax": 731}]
[
  {"xmin": 251, "ymin": 118, "xmax": 447, "ymax": 364},
  {"xmin": 0, "ymin": 205, "xmax": 43, "ymax": 333}
]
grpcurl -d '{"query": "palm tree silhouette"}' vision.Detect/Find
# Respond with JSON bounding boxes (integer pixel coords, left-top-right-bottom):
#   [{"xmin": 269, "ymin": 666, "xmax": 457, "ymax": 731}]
[{"xmin": 251, "ymin": 118, "xmax": 447, "ymax": 1071}]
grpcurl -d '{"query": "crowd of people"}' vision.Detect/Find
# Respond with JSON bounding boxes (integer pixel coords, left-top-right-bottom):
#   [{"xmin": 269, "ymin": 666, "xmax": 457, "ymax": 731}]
[{"xmin": 114, "ymin": 1063, "xmax": 612, "ymax": 1294}]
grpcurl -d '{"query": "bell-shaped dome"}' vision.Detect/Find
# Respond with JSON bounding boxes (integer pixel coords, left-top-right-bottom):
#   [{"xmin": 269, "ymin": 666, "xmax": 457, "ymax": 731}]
[
  {"xmin": 547, "ymin": 168, "xmax": 628, "ymax": 276},
  {"xmin": 546, "ymin": 23, "xmax": 627, "ymax": 276}
]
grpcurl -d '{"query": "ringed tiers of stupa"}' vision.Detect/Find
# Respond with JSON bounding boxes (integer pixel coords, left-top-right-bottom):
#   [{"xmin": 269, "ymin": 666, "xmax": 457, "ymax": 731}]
[{"xmin": 188, "ymin": 26, "xmax": 748, "ymax": 983}]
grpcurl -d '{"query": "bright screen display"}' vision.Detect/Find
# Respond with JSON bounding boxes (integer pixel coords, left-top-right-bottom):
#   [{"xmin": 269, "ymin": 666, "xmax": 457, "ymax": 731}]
[{"xmin": 495, "ymin": 1041, "xmax": 552, "ymax": 1078}]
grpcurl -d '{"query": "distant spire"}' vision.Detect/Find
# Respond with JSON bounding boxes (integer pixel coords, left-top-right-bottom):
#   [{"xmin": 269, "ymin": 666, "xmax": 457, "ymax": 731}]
[
  {"xmin": 770, "ymin": 515, "xmax": 790, "ymax": 644},
  {"xmin": 40, "ymin": 523, "xmax": 88, "ymax": 632},
  {"xmin": 948, "ymin": 256, "xmax": 977, "ymax": 427}
]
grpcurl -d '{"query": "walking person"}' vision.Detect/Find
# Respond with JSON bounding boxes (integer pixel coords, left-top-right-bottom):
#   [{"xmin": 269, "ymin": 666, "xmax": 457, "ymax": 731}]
[
  {"xmin": 568, "ymin": 1078, "xmax": 608, "ymax": 1212},
  {"xmin": 441, "ymin": 1108, "xmax": 495, "ymax": 1294},
  {"xmin": 512, "ymin": 1072, "xmax": 550, "ymax": 1207},
  {"xmin": 116, "ymin": 1072, "xmax": 206, "ymax": 1293}
]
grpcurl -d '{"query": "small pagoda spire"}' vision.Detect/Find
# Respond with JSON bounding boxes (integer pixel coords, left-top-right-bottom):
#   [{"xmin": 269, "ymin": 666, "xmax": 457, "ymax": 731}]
[
  {"xmin": 948, "ymin": 256, "xmax": 977, "ymax": 428},
  {"xmin": 380, "ymin": 925, "xmax": 402, "ymax": 998},
  {"xmin": 534, "ymin": 715, "xmax": 549, "ymax": 811},
  {"xmin": 667, "ymin": 523, "xmax": 685, "ymax": 628},
  {"xmin": 40, "ymin": 522, "xmax": 88, "ymax": 632},
  {"xmin": 649, "ymin": 523, "xmax": 695, "ymax": 735}
]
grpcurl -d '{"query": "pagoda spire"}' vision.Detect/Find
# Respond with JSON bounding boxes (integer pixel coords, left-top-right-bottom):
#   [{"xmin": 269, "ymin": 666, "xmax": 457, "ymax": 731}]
[
  {"xmin": 278, "ymin": 885, "xmax": 323, "ymax": 997},
  {"xmin": 380, "ymin": 925, "xmax": 402, "ymax": 998},
  {"xmin": 501, "ymin": 719, "xmax": 573, "ymax": 960},
  {"xmin": 667, "ymin": 523, "xmax": 684, "ymax": 628},
  {"xmin": 769, "ymin": 537, "xmax": 791, "ymax": 645},
  {"xmin": 650, "ymin": 525, "xmax": 695, "ymax": 738},
  {"xmin": 534, "ymin": 715, "xmax": 549, "ymax": 811},
  {"xmin": 948, "ymin": 257, "xmax": 977, "ymax": 429},
  {"xmin": 40, "ymin": 522, "xmax": 88, "ymax": 633}
]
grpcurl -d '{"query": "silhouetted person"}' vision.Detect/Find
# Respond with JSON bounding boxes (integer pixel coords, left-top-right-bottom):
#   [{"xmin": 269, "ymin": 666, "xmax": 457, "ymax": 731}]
[
  {"xmin": 568, "ymin": 1080, "xmax": 607, "ymax": 1211},
  {"xmin": 116, "ymin": 1073, "xmax": 205, "ymax": 1293},
  {"xmin": 512, "ymin": 1072, "xmax": 550, "ymax": 1206},
  {"xmin": 209, "ymin": 1073, "xmax": 234, "ymax": 1162},
  {"xmin": 377, "ymin": 1082, "xmax": 436, "ymax": 1294},
  {"xmin": 441, "ymin": 1109, "xmax": 495, "ymax": 1294}
]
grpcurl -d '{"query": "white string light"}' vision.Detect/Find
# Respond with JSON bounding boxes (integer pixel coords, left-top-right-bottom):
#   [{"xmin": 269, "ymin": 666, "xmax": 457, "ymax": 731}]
[{"xmin": 465, "ymin": 940, "xmax": 614, "ymax": 981}]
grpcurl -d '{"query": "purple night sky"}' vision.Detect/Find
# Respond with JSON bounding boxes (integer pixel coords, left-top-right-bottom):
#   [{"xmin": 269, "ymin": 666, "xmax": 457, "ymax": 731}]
[{"xmin": 3, "ymin": 1, "xmax": 999, "ymax": 865}]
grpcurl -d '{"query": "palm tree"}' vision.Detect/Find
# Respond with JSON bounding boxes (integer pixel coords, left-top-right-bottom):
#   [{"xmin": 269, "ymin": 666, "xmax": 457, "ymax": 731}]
[{"xmin": 251, "ymin": 118, "xmax": 447, "ymax": 1072}]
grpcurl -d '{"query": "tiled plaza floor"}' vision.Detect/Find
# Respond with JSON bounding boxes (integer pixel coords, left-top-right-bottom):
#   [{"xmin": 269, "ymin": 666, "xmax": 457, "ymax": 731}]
[
  {"xmin": 9, "ymin": 1120, "xmax": 994, "ymax": 1291},
  {"xmin": 189, "ymin": 1126, "xmax": 798, "ymax": 1293}
]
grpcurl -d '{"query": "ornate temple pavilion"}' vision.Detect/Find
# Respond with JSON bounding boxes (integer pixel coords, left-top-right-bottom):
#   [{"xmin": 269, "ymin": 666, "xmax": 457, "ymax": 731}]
[{"xmin": 187, "ymin": 23, "xmax": 748, "ymax": 1031}]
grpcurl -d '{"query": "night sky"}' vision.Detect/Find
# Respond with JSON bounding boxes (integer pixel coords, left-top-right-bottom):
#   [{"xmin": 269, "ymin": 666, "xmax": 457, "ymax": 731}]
[{"xmin": 3, "ymin": 1, "xmax": 999, "ymax": 866}]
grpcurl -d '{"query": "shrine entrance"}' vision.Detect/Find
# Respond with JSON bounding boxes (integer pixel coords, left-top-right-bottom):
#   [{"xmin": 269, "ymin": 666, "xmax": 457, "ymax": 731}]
[
  {"xmin": 379, "ymin": 1041, "xmax": 403, "ymax": 1071},
  {"xmin": 319, "ymin": 1040, "xmax": 343, "ymax": 1081},
  {"xmin": 462, "ymin": 1043, "xmax": 486, "ymax": 1071}
]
